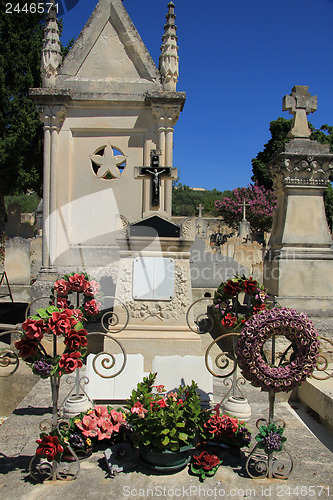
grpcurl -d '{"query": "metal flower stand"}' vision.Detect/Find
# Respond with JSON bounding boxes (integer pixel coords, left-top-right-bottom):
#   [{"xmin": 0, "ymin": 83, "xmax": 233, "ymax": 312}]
[
  {"xmin": 245, "ymin": 389, "xmax": 293, "ymax": 479},
  {"xmin": 0, "ymin": 292, "xmax": 129, "ymax": 482}
]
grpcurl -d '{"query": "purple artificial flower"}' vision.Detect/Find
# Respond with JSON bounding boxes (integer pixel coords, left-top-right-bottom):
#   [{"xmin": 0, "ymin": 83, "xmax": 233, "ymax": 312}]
[{"xmin": 33, "ymin": 359, "xmax": 53, "ymax": 377}]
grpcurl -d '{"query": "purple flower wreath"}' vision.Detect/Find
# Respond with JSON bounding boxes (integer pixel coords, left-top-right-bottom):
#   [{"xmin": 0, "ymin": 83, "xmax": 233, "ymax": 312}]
[{"xmin": 236, "ymin": 307, "xmax": 320, "ymax": 393}]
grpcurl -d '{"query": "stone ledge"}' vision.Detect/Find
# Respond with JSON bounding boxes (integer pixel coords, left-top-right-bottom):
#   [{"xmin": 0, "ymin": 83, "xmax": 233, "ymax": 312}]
[{"xmin": 297, "ymin": 372, "xmax": 333, "ymax": 432}]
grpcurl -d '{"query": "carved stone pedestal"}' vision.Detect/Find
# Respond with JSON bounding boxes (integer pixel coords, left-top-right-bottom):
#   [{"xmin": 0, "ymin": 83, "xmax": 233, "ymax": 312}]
[
  {"xmin": 105, "ymin": 216, "xmax": 202, "ymax": 371},
  {"xmin": 264, "ymin": 138, "xmax": 333, "ymax": 314}
]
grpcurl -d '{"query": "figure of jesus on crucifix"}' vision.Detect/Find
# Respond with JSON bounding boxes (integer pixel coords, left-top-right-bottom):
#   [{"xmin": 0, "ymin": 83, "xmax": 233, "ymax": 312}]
[
  {"xmin": 141, "ymin": 151, "xmax": 171, "ymax": 207},
  {"xmin": 145, "ymin": 167, "xmax": 166, "ymax": 205}
]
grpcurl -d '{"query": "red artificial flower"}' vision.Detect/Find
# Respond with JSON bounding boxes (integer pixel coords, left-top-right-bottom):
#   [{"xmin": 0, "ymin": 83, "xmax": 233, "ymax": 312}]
[
  {"xmin": 153, "ymin": 384, "xmax": 165, "ymax": 393},
  {"xmin": 84, "ymin": 299, "xmax": 101, "ymax": 316},
  {"xmin": 53, "ymin": 297, "xmax": 69, "ymax": 310},
  {"xmin": 243, "ymin": 277, "xmax": 258, "ymax": 295},
  {"xmin": 22, "ymin": 318, "xmax": 47, "ymax": 341},
  {"xmin": 83, "ymin": 280, "xmax": 100, "ymax": 297},
  {"xmin": 58, "ymin": 351, "xmax": 82, "ymax": 374},
  {"xmin": 68, "ymin": 273, "xmax": 88, "ymax": 292},
  {"xmin": 15, "ymin": 338, "xmax": 39, "ymax": 359},
  {"xmin": 253, "ymin": 303, "xmax": 266, "ymax": 314},
  {"xmin": 53, "ymin": 279, "xmax": 71, "ymax": 297},
  {"xmin": 193, "ymin": 451, "xmax": 220, "ymax": 471},
  {"xmin": 219, "ymin": 415, "xmax": 238, "ymax": 438},
  {"xmin": 204, "ymin": 412, "xmax": 225, "ymax": 436},
  {"xmin": 36, "ymin": 435, "xmax": 64, "ymax": 462},
  {"xmin": 64, "ymin": 329, "xmax": 88, "ymax": 350},
  {"xmin": 48, "ymin": 309, "xmax": 77, "ymax": 336},
  {"xmin": 221, "ymin": 313, "xmax": 237, "ymax": 328},
  {"xmin": 72, "ymin": 309, "xmax": 84, "ymax": 322},
  {"xmin": 154, "ymin": 398, "xmax": 167, "ymax": 408},
  {"xmin": 223, "ymin": 280, "xmax": 241, "ymax": 296}
]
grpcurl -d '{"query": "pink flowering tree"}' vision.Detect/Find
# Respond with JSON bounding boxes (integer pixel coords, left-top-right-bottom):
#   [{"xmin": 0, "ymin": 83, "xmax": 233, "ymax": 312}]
[{"xmin": 214, "ymin": 183, "xmax": 276, "ymax": 233}]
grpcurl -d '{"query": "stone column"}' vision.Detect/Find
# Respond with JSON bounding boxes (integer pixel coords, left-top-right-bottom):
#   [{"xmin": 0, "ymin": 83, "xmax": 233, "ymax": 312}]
[
  {"xmin": 38, "ymin": 109, "xmax": 51, "ymax": 268},
  {"xmin": 165, "ymin": 109, "xmax": 179, "ymax": 216},
  {"xmin": 264, "ymin": 138, "xmax": 333, "ymax": 313},
  {"xmin": 36, "ymin": 104, "xmax": 67, "ymax": 271},
  {"xmin": 152, "ymin": 106, "xmax": 180, "ymax": 217}
]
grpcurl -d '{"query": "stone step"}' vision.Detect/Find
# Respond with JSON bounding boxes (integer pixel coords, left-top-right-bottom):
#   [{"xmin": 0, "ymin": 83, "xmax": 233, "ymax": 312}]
[{"xmin": 297, "ymin": 370, "xmax": 333, "ymax": 432}]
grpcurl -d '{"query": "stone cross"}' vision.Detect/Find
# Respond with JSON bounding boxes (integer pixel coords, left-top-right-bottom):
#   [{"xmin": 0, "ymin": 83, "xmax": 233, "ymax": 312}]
[
  {"xmin": 197, "ymin": 203, "xmax": 203, "ymax": 218},
  {"xmin": 282, "ymin": 85, "xmax": 317, "ymax": 139},
  {"xmin": 238, "ymin": 199, "xmax": 250, "ymax": 220}
]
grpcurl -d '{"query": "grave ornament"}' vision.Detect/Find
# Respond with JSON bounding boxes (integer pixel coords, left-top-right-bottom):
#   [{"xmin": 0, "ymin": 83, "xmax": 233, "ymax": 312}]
[
  {"xmin": 141, "ymin": 151, "xmax": 171, "ymax": 206},
  {"xmin": 282, "ymin": 85, "xmax": 317, "ymax": 139}
]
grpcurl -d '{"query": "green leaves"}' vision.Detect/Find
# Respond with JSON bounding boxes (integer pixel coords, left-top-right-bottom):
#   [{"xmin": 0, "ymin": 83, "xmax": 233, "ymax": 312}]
[{"xmin": 125, "ymin": 373, "xmax": 204, "ymax": 452}]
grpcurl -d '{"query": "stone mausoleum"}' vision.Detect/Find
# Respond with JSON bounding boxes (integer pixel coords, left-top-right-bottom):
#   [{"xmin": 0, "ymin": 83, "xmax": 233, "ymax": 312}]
[{"xmin": 30, "ymin": 0, "xmax": 202, "ymax": 366}]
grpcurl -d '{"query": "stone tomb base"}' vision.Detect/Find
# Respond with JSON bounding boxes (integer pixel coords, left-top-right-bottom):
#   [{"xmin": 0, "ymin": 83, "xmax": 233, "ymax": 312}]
[
  {"xmin": 264, "ymin": 248, "xmax": 333, "ymax": 314},
  {"xmin": 104, "ymin": 328, "xmax": 203, "ymax": 372}
]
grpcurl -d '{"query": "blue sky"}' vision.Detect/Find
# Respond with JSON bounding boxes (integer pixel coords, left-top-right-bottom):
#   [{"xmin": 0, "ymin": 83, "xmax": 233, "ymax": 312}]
[{"xmin": 59, "ymin": 0, "xmax": 333, "ymax": 191}]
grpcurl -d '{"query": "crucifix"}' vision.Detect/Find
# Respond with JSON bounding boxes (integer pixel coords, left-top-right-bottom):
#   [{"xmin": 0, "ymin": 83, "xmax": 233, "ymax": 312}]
[
  {"xmin": 239, "ymin": 199, "xmax": 250, "ymax": 220},
  {"xmin": 282, "ymin": 85, "xmax": 317, "ymax": 139},
  {"xmin": 197, "ymin": 203, "xmax": 204, "ymax": 218},
  {"xmin": 141, "ymin": 150, "xmax": 171, "ymax": 207}
]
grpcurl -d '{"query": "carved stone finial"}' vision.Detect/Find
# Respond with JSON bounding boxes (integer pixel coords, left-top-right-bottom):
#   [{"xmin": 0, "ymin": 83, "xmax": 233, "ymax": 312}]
[
  {"xmin": 159, "ymin": 2, "xmax": 179, "ymax": 91},
  {"xmin": 41, "ymin": 2, "xmax": 62, "ymax": 87},
  {"xmin": 282, "ymin": 85, "xmax": 317, "ymax": 139}
]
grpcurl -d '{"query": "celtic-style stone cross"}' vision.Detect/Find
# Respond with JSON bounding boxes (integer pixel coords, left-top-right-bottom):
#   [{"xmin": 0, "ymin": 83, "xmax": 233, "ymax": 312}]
[{"xmin": 282, "ymin": 85, "xmax": 317, "ymax": 138}]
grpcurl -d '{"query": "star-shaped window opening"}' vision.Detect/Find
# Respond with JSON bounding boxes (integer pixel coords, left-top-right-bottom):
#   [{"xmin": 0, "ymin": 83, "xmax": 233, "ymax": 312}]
[{"xmin": 90, "ymin": 145, "xmax": 127, "ymax": 180}]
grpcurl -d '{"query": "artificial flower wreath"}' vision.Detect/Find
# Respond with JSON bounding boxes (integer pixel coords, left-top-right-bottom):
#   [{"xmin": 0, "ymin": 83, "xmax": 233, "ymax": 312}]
[
  {"xmin": 51, "ymin": 273, "xmax": 102, "ymax": 322},
  {"xmin": 236, "ymin": 307, "xmax": 320, "ymax": 392},
  {"xmin": 15, "ymin": 306, "xmax": 88, "ymax": 378},
  {"xmin": 213, "ymin": 275, "xmax": 269, "ymax": 331}
]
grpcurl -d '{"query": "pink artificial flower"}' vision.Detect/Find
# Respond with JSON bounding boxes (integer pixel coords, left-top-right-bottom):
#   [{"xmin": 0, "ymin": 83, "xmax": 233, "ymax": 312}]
[
  {"xmin": 153, "ymin": 384, "xmax": 165, "ymax": 393},
  {"xmin": 77, "ymin": 414, "xmax": 99, "ymax": 438},
  {"xmin": 83, "ymin": 280, "xmax": 100, "ymax": 297},
  {"xmin": 109, "ymin": 409, "xmax": 126, "ymax": 432},
  {"xmin": 167, "ymin": 392, "xmax": 178, "ymax": 402},
  {"xmin": 131, "ymin": 401, "xmax": 147, "ymax": 418},
  {"xmin": 97, "ymin": 417, "xmax": 114, "ymax": 440}
]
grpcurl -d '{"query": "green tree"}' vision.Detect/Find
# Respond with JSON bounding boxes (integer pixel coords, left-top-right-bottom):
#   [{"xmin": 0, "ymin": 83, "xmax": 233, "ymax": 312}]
[
  {"xmin": 0, "ymin": 7, "xmax": 73, "ymax": 234},
  {"xmin": 251, "ymin": 117, "xmax": 292, "ymax": 190},
  {"xmin": 252, "ymin": 117, "xmax": 333, "ymax": 228},
  {"xmin": 0, "ymin": 7, "xmax": 47, "ymax": 232},
  {"xmin": 172, "ymin": 186, "xmax": 231, "ymax": 216}
]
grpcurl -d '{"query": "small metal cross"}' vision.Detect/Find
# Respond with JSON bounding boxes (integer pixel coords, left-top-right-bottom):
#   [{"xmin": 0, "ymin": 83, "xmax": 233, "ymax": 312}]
[{"xmin": 282, "ymin": 85, "xmax": 317, "ymax": 138}]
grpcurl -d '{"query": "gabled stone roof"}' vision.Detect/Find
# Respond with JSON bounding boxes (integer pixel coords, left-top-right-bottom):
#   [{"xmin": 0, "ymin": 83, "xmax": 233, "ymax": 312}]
[{"xmin": 55, "ymin": 0, "xmax": 162, "ymax": 95}]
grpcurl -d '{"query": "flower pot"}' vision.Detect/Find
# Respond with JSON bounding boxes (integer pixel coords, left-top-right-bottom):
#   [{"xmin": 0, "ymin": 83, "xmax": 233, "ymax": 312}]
[
  {"xmin": 139, "ymin": 445, "xmax": 193, "ymax": 473},
  {"xmin": 222, "ymin": 396, "xmax": 252, "ymax": 422},
  {"xmin": 62, "ymin": 394, "xmax": 92, "ymax": 419}
]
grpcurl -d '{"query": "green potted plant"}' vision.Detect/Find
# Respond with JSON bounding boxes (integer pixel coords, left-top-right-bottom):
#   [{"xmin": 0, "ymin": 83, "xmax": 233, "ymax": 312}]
[{"xmin": 125, "ymin": 373, "xmax": 205, "ymax": 472}]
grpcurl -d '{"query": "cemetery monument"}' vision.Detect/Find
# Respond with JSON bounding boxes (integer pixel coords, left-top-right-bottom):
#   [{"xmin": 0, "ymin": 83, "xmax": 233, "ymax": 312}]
[
  {"xmin": 264, "ymin": 85, "xmax": 333, "ymax": 313},
  {"xmin": 30, "ymin": 0, "xmax": 202, "ymax": 368}
]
